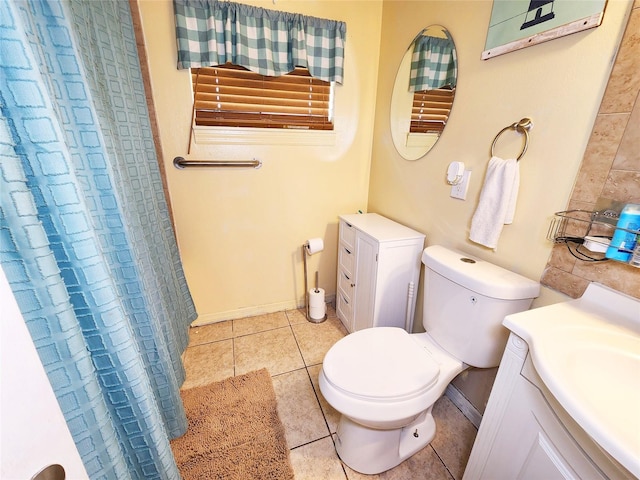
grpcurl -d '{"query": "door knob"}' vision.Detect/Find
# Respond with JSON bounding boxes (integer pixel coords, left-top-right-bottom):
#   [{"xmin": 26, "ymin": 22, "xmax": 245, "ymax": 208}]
[{"xmin": 31, "ymin": 464, "xmax": 65, "ymax": 480}]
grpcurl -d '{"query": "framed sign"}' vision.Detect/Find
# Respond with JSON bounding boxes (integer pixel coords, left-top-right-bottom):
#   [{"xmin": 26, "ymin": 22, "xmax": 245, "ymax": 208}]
[{"xmin": 482, "ymin": 0, "xmax": 607, "ymax": 60}]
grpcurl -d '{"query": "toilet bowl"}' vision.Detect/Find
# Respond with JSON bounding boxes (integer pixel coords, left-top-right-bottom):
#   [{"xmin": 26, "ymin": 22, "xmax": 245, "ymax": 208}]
[
  {"xmin": 319, "ymin": 328, "xmax": 465, "ymax": 474},
  {"xmin": 320, "ymin": 245, "xmax": 540, "ymax": 474}
]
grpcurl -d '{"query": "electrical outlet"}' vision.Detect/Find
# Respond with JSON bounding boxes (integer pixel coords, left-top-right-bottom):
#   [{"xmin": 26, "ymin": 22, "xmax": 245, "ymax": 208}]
[{"xmin": 450, "ymin": 170, "xmax": 471, "ymax": 200}]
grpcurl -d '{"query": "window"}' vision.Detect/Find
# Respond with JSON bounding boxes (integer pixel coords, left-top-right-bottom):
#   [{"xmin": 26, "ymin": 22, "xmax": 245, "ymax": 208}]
[
  {"xmin": 410, "ymin": 87, "xmax": 454, "ymax": 134},
  {"xmin": 191, "ymin": 63, "xmax": 333, "ymax": 131}
]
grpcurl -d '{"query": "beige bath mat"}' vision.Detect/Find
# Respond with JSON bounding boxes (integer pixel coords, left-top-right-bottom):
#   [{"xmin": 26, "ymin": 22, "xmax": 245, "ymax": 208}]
[{"xmin": 171, "ymin": 368, "xmax": 294, "ymax": 479}]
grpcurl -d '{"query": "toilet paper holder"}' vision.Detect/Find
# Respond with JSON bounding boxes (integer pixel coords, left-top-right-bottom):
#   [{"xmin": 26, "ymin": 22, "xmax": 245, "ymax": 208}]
[{"xmin": 303, "ymin": 239, "xmax": 326, "ymax": 323}]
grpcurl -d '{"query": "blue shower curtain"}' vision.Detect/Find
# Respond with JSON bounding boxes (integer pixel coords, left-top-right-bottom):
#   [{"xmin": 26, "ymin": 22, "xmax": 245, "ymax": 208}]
[{"xmin": 0, "ymin": 1, "xmax": 197, "ymax": 479}]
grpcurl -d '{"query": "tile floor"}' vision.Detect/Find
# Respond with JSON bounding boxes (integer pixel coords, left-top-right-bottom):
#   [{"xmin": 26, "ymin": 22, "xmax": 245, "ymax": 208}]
[{"xmin": 183, "ymin": 305, "xmax": 478, "ymax": 479}]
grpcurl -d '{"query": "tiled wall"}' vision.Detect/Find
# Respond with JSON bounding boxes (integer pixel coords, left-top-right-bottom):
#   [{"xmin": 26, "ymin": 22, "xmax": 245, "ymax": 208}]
[{"xmin": 541, "ymin": 3, "xmax": 640, "ymax": 299}]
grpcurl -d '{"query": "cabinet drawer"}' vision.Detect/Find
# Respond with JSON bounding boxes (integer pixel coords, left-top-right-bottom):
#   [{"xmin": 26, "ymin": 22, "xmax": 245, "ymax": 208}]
[
  {"xmin": 338, "ymin": 244, "xmax": 355, "ymax": 276},
  {"xmin": 336, "ymin": 288, "xmax": 353, "ymax": 330},
  {"xmin": 338, "ymin": 269, "xmax": 355, "ymax": 294},
  {"xmin": 340, "ymin": 220, "xmax": 356, "ymax": 250}
]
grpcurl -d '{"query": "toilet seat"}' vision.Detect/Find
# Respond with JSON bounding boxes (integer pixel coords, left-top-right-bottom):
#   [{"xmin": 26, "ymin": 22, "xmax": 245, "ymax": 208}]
[{"xmin": 322, "ymin": 327, "xmax": 440, "ymax": 402}]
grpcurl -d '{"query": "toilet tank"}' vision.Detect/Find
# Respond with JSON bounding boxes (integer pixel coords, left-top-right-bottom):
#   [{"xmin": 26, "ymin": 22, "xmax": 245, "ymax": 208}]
[{"xmin": 422, "ymin": 246, "xmax": 540, "ymax": 368}]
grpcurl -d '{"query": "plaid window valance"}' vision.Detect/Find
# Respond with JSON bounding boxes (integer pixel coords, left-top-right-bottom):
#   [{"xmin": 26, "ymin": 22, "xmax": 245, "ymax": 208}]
[
  {"xmin": 409, "ymin": 34, "xmax": 457, "ymax": 92},
  {"xmin": 173, "ymin": 0, "xmax": 346, "ymax": 84}
]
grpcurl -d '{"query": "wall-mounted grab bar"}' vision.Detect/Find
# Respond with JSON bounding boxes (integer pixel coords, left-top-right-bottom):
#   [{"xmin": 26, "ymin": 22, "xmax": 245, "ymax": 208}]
[{"xmin": 173, "ymin": 157, "xmax": 262, "ymax": 169}]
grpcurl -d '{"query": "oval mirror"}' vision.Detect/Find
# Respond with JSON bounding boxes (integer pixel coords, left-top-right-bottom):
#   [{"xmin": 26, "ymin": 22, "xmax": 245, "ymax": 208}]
[{"xmin": 390, "ymin": 25, "xmax": 457, "ymax": 160}]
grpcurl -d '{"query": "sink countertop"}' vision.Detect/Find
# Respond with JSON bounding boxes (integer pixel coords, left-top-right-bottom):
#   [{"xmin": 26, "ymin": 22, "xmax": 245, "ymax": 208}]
[{"xmin": 503, "ymin": 283, "xmax": 640, "ymax": 478}]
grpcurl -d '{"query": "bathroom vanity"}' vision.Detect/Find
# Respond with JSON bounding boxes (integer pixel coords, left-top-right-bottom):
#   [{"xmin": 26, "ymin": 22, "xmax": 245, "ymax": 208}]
[
  {"xmin": 336, "ymin": 213, "xmax": 425, "ymax": 333},
  {"xmin": 463, "ymin": 283, "xmax": 639, "ymax": 480}
]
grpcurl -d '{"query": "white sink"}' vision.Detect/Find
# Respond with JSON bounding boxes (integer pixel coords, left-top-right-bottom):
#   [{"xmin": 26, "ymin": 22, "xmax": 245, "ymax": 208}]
[{"xmin": 503, "ymin": 283, "xmax": 640, "ymax": 478}]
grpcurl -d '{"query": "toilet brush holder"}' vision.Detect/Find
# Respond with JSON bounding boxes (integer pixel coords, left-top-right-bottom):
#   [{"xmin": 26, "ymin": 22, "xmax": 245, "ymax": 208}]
[{"xmin": 303, "ymin": 242, "xmax": 326, "ymax": 323}]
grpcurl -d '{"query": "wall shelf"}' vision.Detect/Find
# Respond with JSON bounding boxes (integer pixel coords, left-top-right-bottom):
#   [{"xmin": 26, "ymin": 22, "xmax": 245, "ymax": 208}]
[{"xmin": 548, "ymin": 210, "xmax": 639, "ymax": 266}]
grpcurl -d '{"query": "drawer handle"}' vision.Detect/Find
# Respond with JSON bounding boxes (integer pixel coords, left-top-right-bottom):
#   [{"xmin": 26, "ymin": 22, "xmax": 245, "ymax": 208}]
[
  {"xmin": 342, "ymin": 272, "xmax": 355, "ymax": 287},
  {"xmin": 341, "ymin": 293, "xmax": 349, "ymax": 304},
  {"xmin": 344, "ymin": 247, "xmax": 352, "ymax": 255}
]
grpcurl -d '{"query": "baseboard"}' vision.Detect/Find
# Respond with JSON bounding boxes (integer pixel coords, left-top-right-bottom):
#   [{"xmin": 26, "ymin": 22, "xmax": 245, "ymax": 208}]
[
  {"xmin": 191, "ymin": 294, "xmax": 336, "ymax": 327},
  {"xmin": 445, "ymin": 384, "xmax": 482, "ymax": 429}
]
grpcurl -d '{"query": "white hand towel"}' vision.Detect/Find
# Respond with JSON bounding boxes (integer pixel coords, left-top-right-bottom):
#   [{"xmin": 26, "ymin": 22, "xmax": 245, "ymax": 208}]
[{"xmin": 469, "ymin": 156, "xmax": 520, "ymax": 250}]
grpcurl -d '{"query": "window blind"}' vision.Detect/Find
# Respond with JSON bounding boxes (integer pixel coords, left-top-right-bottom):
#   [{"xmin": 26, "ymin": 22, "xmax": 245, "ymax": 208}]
[
  {"xmin": 410, "ymin": 87, "xmax": 455, "ymax": 134},
  {"xmin": 192, "ymin": 64, "xmax": 333, "ymax": 130}
]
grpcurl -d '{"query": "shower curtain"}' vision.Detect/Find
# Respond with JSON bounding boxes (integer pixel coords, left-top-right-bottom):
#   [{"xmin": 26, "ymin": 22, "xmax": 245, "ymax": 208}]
[{"xmin": 0, "ymin": 1, "xmax": 197, "ymax": 478}]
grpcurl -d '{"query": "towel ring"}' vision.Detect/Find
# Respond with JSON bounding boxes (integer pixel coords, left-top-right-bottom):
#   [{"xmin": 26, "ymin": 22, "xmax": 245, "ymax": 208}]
[{"xmin": 491, "ymin": 118, "xmax": 533, "ymax": 161}]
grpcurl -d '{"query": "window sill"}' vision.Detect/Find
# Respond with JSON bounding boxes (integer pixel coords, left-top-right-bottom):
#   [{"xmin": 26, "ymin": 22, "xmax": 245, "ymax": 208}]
[{"xmin": 193, "ymin": 126, "xmax": 336, "ymax": 146}]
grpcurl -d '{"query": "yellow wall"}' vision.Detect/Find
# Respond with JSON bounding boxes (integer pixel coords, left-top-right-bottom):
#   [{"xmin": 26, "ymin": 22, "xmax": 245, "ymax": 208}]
[
  {"xmin": 369, "ymin": 0, "xmax": 632, "ymax": 309},
  {"xmin": 138, "ymin": 0, "xmax": 383, "ymax": 324},
  {"xmin": 369, "ymin": 0, "xmax": 632, "ymax": 413},
  {"xmin": 138, "ymin": 0, "xmax": 632, "ymax": 416},
  {"xmin": 139, "ymin": 0, "xmax": 631, "ymax": 327}
]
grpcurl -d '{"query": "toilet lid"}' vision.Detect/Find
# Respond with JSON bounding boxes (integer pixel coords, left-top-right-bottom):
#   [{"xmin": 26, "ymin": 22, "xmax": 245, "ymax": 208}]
[{"xmin": 322, "ymin": 327, "xmax": 440, "ymax": 400}]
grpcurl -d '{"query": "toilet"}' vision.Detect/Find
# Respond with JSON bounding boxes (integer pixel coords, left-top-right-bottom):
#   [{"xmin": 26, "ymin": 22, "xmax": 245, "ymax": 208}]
[{"xmin": 319, "ymin": 245, "xmax": 540, "ymax": 474}]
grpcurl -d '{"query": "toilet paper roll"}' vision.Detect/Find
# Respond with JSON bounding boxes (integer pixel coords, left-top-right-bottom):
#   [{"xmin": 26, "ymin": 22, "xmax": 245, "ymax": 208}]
[
  {"xmin": 308, "ymin": 287, "xmax": 326, "ymax": 320},
  {"xmin": 306, "ymin": 237, "xmax": 324, "ymax": 255}
]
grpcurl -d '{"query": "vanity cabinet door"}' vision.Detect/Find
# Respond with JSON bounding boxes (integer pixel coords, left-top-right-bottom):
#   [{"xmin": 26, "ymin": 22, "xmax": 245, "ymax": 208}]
[
  {"xmin": 482, "ymin": 376, "xmax": 608, "ymax": 480},
  {"xmin": 464, "ymin": 337, "xmax": 614, "ymax": 480}
]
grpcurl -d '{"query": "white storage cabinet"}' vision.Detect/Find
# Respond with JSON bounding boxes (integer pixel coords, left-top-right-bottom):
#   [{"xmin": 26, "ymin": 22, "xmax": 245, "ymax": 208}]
[{"xmin": 336, "ymin": 213, "xmax": 425, "ymax": 333}]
